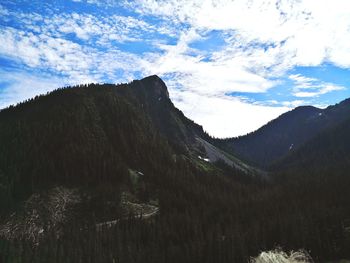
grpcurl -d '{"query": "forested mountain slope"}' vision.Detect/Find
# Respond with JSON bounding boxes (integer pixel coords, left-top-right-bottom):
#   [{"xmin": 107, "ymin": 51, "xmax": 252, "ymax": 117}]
[
  {"xmin": 0, "ymin": 75, "xmax": 252, "ymax": 209},
  {"xmin": 0, "ymin": 76, "xmax": 173, "ymax": 207},
  {"xmin": 0, "ymin": 76, "xmax": 350, "ymax": 263},
  {"xmin": 272, "ymin": 113, "xmax": 350, "ymax": 176},
  {"xmin": 217, "ymin": 98, "xmax": 350, "ymax": 168}
]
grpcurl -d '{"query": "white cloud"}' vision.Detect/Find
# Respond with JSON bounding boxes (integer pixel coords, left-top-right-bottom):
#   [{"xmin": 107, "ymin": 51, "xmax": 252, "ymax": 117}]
[
  {"xmin": 14, "ymin": 9, "xmax": 162, "ymax": 45},
  {"xmin": 0, "ymin": 25, "xmax": 146, "ymax": 85},
  {"xmin": 141, "ymin": 28, "xmax": 278, "ymax": 98},
  {"xmin": 289, "ymin": 74, "xmax": 345, "ymax": 97},
  {"xmin": 0, "ymin": 4, "xmax": 9, "ymax": 16},
  {"xmin": 281, "ymin": 100, "xmax": 306, "ymax": 107},
  {"xmin": 0, "ymin": 28, "xmax": 41, "ymax": 67},
  {"xmin": 293, "ymin": 85, "xmax": 345, "ymax": 98},
  {"xmin": 170, "ymin": 89, "xmax": 288, "ymax": 138},
  {"xmin": 128, "ymin": 0, "xmax": 350, "ymax": 70}
]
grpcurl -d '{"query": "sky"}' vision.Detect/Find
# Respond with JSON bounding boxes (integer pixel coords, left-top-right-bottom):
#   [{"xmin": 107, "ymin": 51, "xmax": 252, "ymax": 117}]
[{"xmin": 1, "ymin": 0, "xmax": 350, "ymax": 138}]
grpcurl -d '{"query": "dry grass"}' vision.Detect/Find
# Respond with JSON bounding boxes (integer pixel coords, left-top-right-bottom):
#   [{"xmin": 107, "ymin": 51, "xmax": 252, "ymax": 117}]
[{"xmin": 250, "ymin": 249, "xmax": 312, "ymax": 263}]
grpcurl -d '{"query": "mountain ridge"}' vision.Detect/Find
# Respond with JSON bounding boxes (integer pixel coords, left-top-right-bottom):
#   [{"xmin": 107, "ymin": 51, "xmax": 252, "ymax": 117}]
[{"xmin": 217, "ymin": 97, "xmax": 350, "ymax": 168}]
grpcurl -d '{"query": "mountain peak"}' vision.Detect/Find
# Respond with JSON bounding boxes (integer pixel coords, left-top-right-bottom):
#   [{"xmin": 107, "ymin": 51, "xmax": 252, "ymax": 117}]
[
  {"xmin": 336, "ymin": 97, "xmax": 350, "ymax": 107},
  {"xmin": 292, "ymin": 105, "xmax": 319, "ymax": 113},
  {"xmin": 140, "ymin": 75, "xmax": 169, "ymax": 99}
]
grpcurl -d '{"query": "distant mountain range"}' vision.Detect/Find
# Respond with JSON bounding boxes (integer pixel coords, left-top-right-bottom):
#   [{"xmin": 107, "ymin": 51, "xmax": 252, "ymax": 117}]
[
  {"xmin": 0, "ymin": 75, "xmax": 350, "ymax": 262},
  {"xmin": 218, "ymin": 98, "xmax": 350, "ymax": 171}
]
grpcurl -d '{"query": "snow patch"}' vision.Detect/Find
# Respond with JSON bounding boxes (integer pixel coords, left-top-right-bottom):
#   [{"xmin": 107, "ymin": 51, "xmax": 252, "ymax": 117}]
[
  {"xmin": 198, "ymin": 156, "xmax": 210, "ymax": 162},
  {"xmin": 318, "ymin": 112, "xmax": 323, "ymax": 116}
]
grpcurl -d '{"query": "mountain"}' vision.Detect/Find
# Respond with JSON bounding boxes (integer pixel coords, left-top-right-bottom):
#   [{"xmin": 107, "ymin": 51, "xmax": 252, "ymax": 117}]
[
  {"xmin": 129, "ymin": 76, "xmax": 260, "ymax": 174},
  {"xmin": 0, "ymin": 75, "xmax": 262, "ymax": 259},
  {"xmin": 1, "ymin": 76, "xmax": 350, "ymax": 263},
  {"xmin": 217, "ymin": 98, "xmax": 350, "ymax": 168},
  {"xmin": 0, "ymin": 75, "xmax": 253, "ymax": 202},
  {"xmin": 272, "ymin": 111, "xmax": 350, "ymax": 176}
]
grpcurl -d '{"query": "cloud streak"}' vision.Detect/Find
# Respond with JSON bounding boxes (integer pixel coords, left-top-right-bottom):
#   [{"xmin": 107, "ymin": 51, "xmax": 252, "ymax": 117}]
[{"xmin": 289, "ymin": 74, "xmax": 345, "ymax": 98}]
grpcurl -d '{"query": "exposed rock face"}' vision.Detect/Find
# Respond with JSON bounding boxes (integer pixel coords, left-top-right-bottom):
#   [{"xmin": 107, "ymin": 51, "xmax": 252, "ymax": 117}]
[{"xmin": 139, "ymin": 75, "xmax": 170, "ymax": 99}]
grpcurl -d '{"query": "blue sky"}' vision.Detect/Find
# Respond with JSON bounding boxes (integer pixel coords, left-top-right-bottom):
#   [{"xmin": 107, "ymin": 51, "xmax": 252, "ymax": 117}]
[{"xmin": 1, "ymin": 0, "xmax": 350, "ymax": 137}]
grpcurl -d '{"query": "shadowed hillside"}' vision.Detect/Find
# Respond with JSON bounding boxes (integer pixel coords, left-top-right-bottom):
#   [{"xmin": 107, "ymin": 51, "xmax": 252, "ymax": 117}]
[
  {"xmin": 218, "ymin": 99, "xmax": 350, "ymax": 168},
  {"xmin": 0, "ymin": 76, "xmax": 350, "ymax": 262}
]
